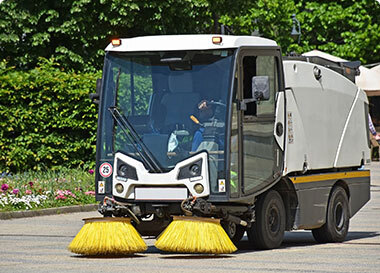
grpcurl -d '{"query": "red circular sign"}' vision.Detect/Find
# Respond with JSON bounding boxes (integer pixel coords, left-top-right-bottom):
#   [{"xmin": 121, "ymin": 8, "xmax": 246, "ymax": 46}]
[{"xmin": 99, "ymin": 162, "xmax": 113, "ymax": 178}]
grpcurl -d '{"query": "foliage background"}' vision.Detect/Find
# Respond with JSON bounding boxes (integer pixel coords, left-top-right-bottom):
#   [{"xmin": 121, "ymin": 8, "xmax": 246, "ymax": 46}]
[
  {"xmin": 0, "ymin": 59, "xmax": 100, "ymax": 172},
  {"xmin": 1, "ymin": 0, "xmax": 379, "ymax": 71},
  {"xmin": 0, "ymin": 0, "xmax": 380, "ymax": 172}
]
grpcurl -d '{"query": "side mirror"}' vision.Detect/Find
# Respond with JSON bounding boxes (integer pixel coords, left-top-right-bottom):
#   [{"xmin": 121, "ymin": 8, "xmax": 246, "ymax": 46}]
[
  {"xmin": 251, "ymin": 76, "xmax": 270, "ymax": 101},
  {"xmin": 89, "ymin": 78, "xmax": 102, "ymax": 104}
]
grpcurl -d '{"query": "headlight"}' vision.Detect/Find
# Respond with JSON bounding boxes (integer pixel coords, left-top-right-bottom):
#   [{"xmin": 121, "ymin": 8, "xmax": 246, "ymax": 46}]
[
  {"xmin": 116, "ymin": 159, "xmax": 138, "ymax": 180},
  {"xmin": 177, "ymin": 159, "xmax": 203, "ymax": 180},
  {"xmin": 118, "ymin": 164, "xmax": 129, "ymax": 177},
  {"xmin": 190, "ymin": 164, "xmax": 201, "ymax": 176},
  {"xmin": 115, "ymin": 183, "xmax": 124, "ymax": 193},
  {"xmin": 194, "ymin": 183, "xmax": 204, "ymax": 194}
]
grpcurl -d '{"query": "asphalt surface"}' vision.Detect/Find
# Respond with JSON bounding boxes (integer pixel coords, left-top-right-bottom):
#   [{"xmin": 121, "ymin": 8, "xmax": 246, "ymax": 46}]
[{"xmin": 1, "ymin": 164, "xmax": 380, "ymax": 273}]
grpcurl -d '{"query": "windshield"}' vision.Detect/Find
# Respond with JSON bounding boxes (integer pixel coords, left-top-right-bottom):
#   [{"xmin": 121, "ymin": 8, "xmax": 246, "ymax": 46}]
[{"xmin": 99, "ymin": 50, "xmax": 235, "ymax": 184}]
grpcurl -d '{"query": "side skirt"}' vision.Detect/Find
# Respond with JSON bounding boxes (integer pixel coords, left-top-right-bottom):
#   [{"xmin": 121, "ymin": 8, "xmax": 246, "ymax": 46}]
[{"xmin": 288, "ymin": 170, "xmax": 370, "ymax": 230}]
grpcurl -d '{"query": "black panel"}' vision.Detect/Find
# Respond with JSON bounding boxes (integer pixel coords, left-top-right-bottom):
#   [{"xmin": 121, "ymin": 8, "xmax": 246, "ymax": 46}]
[
  {"xmin": 177, "ymin": 159, "xmax": 203, "ymax": 180},
  {"xmin": 117, "ymin": 159, "xmax": 138, "ymax": 180}
]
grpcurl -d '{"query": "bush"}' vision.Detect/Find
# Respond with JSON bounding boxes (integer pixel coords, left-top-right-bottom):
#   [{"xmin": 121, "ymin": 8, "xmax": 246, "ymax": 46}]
[{"xmin": 0, "ymin": 59, "xmax": 101, "ymax": 173}]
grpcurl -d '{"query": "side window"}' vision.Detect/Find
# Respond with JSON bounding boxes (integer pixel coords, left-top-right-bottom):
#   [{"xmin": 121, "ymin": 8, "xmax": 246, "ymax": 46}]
[
  {"xmin": 241, "ymin": 53, "xmax": 280, "ymax": 194},
  {"xmin": 243, "ymin": 56, "xmax": 257, "ymax": 116},
  {"xmin": 230, "ymin": 100, "xmax": 239, "ymax": 197},
  {"xmin": 256, "ymin": 56, "xmax": 278, "ymax": 117},
  {"xmin": 242, "ymin": 56, "xmax": 278, "ymax": 118}
]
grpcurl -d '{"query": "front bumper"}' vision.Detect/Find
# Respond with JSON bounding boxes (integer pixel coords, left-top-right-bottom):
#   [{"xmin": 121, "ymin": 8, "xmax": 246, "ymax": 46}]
[{"xmin": 112, "ymin": 151, "xmax": 210, "ymax": 200}]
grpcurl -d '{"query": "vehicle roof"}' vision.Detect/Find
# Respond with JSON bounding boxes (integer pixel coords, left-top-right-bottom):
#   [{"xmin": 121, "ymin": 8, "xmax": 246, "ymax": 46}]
[{"xmin": 105, "ymin": 35, "xmax": 278, "ymax": 52}]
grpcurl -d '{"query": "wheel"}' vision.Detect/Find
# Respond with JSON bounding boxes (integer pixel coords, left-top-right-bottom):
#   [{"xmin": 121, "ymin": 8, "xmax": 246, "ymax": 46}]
[
  {"xmin": 222, "ymin": 221, "xmax": 246, "ymax": 244},
  {"xmin": 247, "ymin": 190, "xmax": 286, "ymax": 250},
  {"xmin": 312, "ymin": 186, "xmax": 349, "ymax": 243}
]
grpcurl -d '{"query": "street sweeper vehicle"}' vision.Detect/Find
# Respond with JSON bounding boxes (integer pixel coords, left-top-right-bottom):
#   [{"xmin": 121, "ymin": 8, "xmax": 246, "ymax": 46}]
[{"xmin": 69, "ymin": 35, "xmax": 371, "ymax": 255}]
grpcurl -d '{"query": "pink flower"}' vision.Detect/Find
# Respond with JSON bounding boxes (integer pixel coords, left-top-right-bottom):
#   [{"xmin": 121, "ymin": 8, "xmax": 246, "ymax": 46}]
[
  {"xmin": 28, "ymin": 181, "xmax": 34, "ymax": 187},
  {"xmin": 55, "ymin": 189, "xmax": 76, "ymax": 199},
  {"xmin": 12, "ymin": 188, "xmax": 19, "ymax": 195},
  {"xmin": 55, "ymin": 190, "xmax": 66, "ymax": 200},
  {"xmin": 25, "ymin": 190, "xmax": 32, "ymax": 194},
  {"xmin": 88, "ymin": 169, "xmax": 94, "ymax": 175},
  {"xmin": 55, "ymin": 195, "xmax": 67, "ymax": 200},
  {"xmin": 85, "ymin": 191, "xmax": 95, "ymax": 196},
  {"xmin": 1, "ymin": 184, "xmax": 9, "ymax": 191},
  {"xmin": 65, "ymin": 190, "xmax": 76, "ymax": 198}
]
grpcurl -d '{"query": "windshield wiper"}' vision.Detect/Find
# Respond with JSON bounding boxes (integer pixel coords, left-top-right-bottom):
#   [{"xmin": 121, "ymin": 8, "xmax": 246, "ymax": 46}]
[{"xmin": 108, "ymin": 106, "xmax": 163, "ymax": 173}]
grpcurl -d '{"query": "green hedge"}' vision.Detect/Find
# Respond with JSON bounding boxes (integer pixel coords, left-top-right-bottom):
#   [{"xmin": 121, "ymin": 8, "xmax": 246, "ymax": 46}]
[{"xmin": 0, "ymin": 59, "xmax": 101, "ymax": 173}]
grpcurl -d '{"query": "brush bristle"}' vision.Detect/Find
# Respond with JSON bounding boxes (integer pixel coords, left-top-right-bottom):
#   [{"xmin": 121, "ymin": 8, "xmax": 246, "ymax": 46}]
[
  {"xmin": 68, "ymin": 217, "xmax": 147, "ymax": 255},
  {"xmin": 155, "ymin": 216, "xmax": 237, "ymax": 254}
]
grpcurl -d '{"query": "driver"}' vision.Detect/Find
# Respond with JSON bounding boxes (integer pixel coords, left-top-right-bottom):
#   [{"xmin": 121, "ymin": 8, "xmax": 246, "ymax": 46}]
[{"xmin": 191, "ymin": 100, "xmax": 216, "ymax": 151}]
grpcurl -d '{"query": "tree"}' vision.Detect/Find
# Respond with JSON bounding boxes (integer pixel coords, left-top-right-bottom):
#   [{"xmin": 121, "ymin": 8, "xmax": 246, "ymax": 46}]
[
  {"xmin": 0, "ymin": 0, "xmax": 213, "ymax": 71},
  {"xmin": 1, "ymin": 0, "xmax": 379, "ymax": 69},
  {"xmin": 297, "ymin": 0, "xmax": 380, "ymax": 64},
  {"xmin": 219, "ymin": 0, "xmax": 296, "ymax": 55},
  {"xmin": 219, "ymin": 0, "xmax": 380, "ymax": 64}
]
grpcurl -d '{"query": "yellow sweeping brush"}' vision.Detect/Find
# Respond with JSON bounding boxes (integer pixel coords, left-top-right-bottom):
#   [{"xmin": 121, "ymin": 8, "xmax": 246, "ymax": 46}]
[
  {"xmin": 155, "ymin": 216, "xmax": 237, "ymax": 254},
  {"xmin": 68, "ymin": 217, "xmax": 147, "ymax": 255}
]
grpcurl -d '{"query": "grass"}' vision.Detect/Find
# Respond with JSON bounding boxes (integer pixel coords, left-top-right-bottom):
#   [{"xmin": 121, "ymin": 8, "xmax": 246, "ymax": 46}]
[{"xmin": 0, "ymin": 168, "xmax": 97, "ymax": 212}]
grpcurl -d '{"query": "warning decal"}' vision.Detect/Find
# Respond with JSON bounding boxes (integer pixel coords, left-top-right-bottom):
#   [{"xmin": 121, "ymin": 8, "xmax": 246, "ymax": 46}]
[
  {"xmin": 99, "ymin": 162, "xmax": 112, "ymax": 178},
  {"xmin": 218, "ymin": 179, "xmax": 226, "ymax": 192},
  {"xmin": 98, "ymin": 181, "xmax": 105, "ymax": 194},
  {"xmin": 287, "ymin": 111, "xmax": 294, "ymax": 144}
]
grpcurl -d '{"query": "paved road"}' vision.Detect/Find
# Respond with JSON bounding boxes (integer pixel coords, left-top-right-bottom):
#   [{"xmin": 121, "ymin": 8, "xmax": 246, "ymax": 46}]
[{"xmin": 1, "ymin": 164, "xmax": 380, "ymax": 273}]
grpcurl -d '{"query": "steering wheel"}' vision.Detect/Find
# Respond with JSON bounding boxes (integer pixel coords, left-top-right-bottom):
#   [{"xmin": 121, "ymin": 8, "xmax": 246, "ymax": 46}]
[{"xmin": 208, "ymin": 101, "xmax": 226, "ymax": 108}]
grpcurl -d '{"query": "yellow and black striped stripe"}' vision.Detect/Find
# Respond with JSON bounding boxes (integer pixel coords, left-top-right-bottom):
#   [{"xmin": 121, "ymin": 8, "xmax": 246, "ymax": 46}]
[{"xmin": 289, "ymin": 170, "xmax": 370, "ymax": 184}]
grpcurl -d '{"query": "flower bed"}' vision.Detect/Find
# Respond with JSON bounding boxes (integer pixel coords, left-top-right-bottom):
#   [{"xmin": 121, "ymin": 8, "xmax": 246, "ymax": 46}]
[{"xmin": 0, "ymin": 168, "xmax": 96, "ymax": 211}]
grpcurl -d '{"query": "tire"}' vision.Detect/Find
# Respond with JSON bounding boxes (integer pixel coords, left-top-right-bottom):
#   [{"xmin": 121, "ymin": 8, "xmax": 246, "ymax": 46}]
[
  {"xmin": 222, "ymin": 221, "xmax": 246, "ymax": 244},
  {"xmin": 247, "ymin": 190, "xmax": 286, "ymax": 250},
  {"xmin": 312, "ymin": 186, "xmax": 349, "ymax": 243}
]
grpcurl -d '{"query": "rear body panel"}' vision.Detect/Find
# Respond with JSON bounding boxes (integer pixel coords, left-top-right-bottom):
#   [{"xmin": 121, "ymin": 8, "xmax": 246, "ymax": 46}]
[{"xmin": 283, "ymin": 61, "xmax": 370, "ymax": 174}]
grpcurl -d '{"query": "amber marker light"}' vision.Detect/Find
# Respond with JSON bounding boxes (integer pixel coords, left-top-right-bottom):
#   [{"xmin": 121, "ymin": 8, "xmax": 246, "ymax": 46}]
[
  {"xmin": 111, "ymin": 39, "xmax": 121, "ymax": 46},
  {"xmin": 212, "ymin": 36, "xmax": 222, "ymax": 44}
]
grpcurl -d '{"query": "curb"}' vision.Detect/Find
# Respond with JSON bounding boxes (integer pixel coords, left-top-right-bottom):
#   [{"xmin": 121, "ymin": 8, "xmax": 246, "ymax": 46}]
[{"xmin": 0, "ymin": 204, "xmax": 98, "ymax": 220}]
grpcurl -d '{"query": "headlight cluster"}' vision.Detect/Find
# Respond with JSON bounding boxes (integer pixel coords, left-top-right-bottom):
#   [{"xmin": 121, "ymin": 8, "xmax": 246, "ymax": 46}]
[
  {"xmin": 177, "ymin": 159, "xmax": 203, "ymax": 180},
  {"xmin": 114, "ymin": 159, "xmax": 138, "ymax": 194},
  {"xmin": 116, "ymin": 159, "xmax": 138, "ymax": 180}
]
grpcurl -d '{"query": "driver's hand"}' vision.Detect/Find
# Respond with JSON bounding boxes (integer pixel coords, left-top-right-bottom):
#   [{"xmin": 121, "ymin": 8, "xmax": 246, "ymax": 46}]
[{"xmin": 198, "ymin": 100, "xmax": 208, "ymax": 110}]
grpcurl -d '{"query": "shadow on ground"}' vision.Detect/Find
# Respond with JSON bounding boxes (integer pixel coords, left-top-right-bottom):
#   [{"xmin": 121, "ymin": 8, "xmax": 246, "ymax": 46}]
[
  {"xmin": 235, "ymin": 231, "xmax": 380, "ymax": 253},
  {"xmin": 159, "ymin": 254, "xmax": 234, "ymax": 259},
  {"xmin": 145, "ymin": 245, "xmax": 234, "ymax": 259},
  {"xmin": 71, "ymin": 254, "xmax": 146, "ymax": 259},
  {"xmin": 67, "ymin": 231, "xmax": 380, "ymax": 258}
]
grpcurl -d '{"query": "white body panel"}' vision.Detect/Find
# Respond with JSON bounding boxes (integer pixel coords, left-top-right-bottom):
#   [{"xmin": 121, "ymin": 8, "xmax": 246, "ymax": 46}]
[
  {"xmin": 274, "ymin": 92, "xmax": 285, "ymax": 151},
  {"xmin": 283, "ymin": 61, "xmax": 370, "ymax": 174},
  {"xmin": 106, "ymin": 35, "xmax": 277, "ymax": 52},
  {"xmin": 112, "ymin": 152, "xmax": 210, "ymax": 200}
]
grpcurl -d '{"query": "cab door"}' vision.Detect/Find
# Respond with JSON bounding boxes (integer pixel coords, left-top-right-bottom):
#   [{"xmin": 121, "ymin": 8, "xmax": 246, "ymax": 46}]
[{"xmin": 230, "ymin": 48, "xmax": 284, "ymax": 198}]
